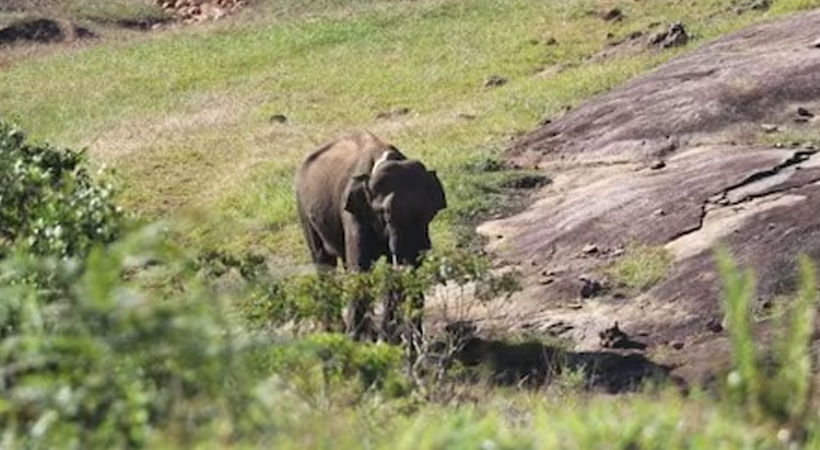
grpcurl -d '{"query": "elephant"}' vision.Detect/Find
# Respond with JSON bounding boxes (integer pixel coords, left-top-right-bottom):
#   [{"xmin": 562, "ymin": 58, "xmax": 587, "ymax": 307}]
[
  {"xmin": 295, "ymin": 131, "xmax": 447, "ymax": 272},
  {"xmin": 295, "ymin": 131, "xmax": 446, "ymax": 342}
]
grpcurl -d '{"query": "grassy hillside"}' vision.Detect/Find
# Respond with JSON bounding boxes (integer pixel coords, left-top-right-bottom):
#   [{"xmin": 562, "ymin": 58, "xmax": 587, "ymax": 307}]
[
  {"xmin": 3, "ymin": 0, "xmax": 816, "ymax": 264},
  {"xmin": 4, "ymin": 0, "xmax": 820, "ymax": 448}
]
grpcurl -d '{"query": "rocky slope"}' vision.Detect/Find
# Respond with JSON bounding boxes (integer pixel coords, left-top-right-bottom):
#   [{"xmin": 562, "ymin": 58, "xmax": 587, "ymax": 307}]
[{"xmin": 478, "ymin": 9, "xmax": 820, "ymax": 383}]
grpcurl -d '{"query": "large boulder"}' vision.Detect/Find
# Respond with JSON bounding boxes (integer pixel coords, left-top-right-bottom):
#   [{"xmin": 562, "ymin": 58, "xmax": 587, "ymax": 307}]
[{"xmin": 478, "ymin": 10, "xmax": 820, "ymax": 383}]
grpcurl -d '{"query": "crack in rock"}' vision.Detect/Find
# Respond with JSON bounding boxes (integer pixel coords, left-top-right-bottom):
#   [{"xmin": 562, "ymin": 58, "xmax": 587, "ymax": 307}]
[
  {"xmin": 667, "ymin": 150, "xmax": 819, "ymax": 245},
  {"xmin": 711, "ymin": 150, "xmax": 816, "ymax": 205}
]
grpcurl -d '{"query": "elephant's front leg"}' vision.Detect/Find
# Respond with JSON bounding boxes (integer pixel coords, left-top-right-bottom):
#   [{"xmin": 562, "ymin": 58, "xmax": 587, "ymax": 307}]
[
  {"xmin": 379, "ymin": 288, "xmax": 403, "ymax": 344},
  {"xmin": 341, "ymin": 212, "xmax": 383, "ymax": 271},
  {"xmin": 403, "ymin": 291, "xmax": 425, "ymax": 364},
  {"xmin": 344, "ymin": 292, "xmax": 374, "ymax": 341},
  {"xmin": 341, "ymin": 214, "xmax": 381, "ymax": 340}
]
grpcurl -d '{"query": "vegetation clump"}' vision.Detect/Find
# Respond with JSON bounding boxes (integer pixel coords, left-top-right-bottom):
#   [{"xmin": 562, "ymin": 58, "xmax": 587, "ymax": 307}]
[
  {"xmin": 0, "ymin": 227, "xmax": 423, "ymax": 447},
  {"xmin": 716, "ymin": 247, "xmax": 819, "ymax": 429},
  {"xmin": 606, "ymin": 244, "xmax": 673, "ymax": 292},
  {"xmin": 0, "ymin": 229, "xmax": 263, "ymax": 447},
  {"xmin": 0, "ymin": 119, "xmax": 123, "ymax": 259}
]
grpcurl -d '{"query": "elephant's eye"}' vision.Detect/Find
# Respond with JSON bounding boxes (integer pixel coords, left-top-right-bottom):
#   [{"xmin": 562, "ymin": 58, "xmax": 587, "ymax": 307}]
[
  {"xmin": 372, "ymin": 205, "xmax": 389, "ymax": 222},
  {"xmin": 381, "ymin": 204, "xmax": 394, "ymax": 222},
  {"xmin": 382, "ymin": 209, "xmax": 395, "ymax": 224}
]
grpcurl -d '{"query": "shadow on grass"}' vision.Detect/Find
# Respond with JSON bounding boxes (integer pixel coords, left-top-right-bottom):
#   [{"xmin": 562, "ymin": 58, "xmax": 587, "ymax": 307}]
[
  {"xmin": 454, "ymin": 337, "xmax": 682, "ymax": 393},
  {"xmin": 90, "ymin": 17, "xmax": 172, "ymax": 31},
  {"xmin": 0, "ymin": 18, "xmax": 95, "ymax": 45}
]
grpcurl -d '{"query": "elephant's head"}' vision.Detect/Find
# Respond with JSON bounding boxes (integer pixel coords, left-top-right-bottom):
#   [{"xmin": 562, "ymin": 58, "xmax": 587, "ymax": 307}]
[{"xmin": 345, "ymin": 158, "xmax": 446, "ymax": 266}]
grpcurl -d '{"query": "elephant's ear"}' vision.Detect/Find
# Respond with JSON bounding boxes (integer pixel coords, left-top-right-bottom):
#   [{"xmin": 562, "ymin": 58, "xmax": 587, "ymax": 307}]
[
  {"xmin": 427, "ymin": 170, "xmax": 447, "ymax": 212},
  {"xmin": 344, "ymin": 174, "xmax": 371, "ymax": 216}
]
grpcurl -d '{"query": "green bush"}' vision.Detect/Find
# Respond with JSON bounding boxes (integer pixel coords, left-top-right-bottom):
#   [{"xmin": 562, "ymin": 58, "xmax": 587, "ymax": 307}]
[
  {"xmin": 0, "ymin": 226, "xmax": 426, "ymax": 447},
  {"xmin": 0, "ymin": 228, "xmax": 271, "ymax": 448},
  {"xmin": 242, "ymin": 250, "xmax": 519, "ymax": 333},
  {"xmin": 0, "ymin": 119, "xmax": 123, "ymax": 259},
  {"xmin": 242, "ymin": 270, "xmax": 348, "ymax": 332},
  {"xmin": 265, "ymin": 333, "xmax": 411, "ymax": 405}
]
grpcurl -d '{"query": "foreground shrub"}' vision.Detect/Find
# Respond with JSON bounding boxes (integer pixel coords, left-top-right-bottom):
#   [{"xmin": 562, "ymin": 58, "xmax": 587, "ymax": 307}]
[
  {"xmin": 237, "ymin": 249, "xmax": 520, "ymax": 398},
  {"xmin": 0, "ymin": 228, "xmax": 271, "ymax": 448},
  {"xmin": 0, "ymin": 227, "xmax": 419, "ymax": 447},
  {"xmin": 242, "ymin": 250, "xmax": 519, "ymax": 334},
  {"xmin": 265, "ymin": 333, "xmax": 410, "ymax": 406},
  {"xmin": 0, "ymin": 119, "xmax": 123, "ymax": 259},
  {"xmin": 716, "ymin": 247, "xmax": 819, "ymax": 430}
]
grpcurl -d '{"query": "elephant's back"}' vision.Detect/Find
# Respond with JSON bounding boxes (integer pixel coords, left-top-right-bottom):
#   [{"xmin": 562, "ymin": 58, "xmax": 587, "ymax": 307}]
[
  {"xmin": 296, "ymin": 131, "xmax": 393, "ymax": 188},
  {"xmin": 295, "ymin": 133, "xmax": 380, "ymax": 236},
  {"xmin": 297, "ymin": 136, "xmax": 360, "ymax": 196}
]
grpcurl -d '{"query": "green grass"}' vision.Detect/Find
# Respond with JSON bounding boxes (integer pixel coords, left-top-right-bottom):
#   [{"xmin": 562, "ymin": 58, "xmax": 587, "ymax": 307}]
[
  {"xmin": 204, "ymin": 387, "xmax": 803, "ymax": 449},
  {"xmin": 0, "ymin": 0, "xmax": 170, "ymax": 29},
  {"xmin": 760, "ymin": 127, "xmax": 820, "ymax": 149},
  {"xmin": 771, "ymin": 0, "xmax": 820, "ymax": 12},
  {"xmin": 606, "ymin": 244, "xmax": 673, "ymax": 292},
  {"xmin": 60, "ymin": 0, "xmax": 170, "ymax": 23},
  {"xmin": 0, "ymin": 0, "xmax": 817, "ymax": 264}
]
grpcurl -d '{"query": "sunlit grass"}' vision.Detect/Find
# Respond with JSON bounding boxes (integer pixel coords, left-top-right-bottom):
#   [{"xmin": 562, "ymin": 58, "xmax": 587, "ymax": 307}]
[
  {"xmin": 60, "ymin": 0, "xmax": 170, "ymax": 23},
  {"xmin": 245, "ymin": 387, "xmax": 791, "ymax": 449},
  {"xmin": 1, "ymin": 0, "xmax": 817, "ymax": 262},
  {"xmin": 607, "ymin": 244, "xmax": 673, "ymax": 292}
]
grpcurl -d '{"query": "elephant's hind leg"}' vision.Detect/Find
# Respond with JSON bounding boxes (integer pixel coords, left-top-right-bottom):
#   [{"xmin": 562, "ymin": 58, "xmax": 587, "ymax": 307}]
[
  {"xmin": 298, "ymin": 206, "xmax": 337, "ymax": 270},
  {"xmin": 308, "ymin": 228, "xmax": 337, "ymax": 270}
]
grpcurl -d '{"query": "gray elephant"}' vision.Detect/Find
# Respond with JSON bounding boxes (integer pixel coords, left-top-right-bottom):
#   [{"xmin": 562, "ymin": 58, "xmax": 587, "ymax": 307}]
[{"xmin": 295, "ymin": 131, "xmax": 447, "ymax": 272}]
